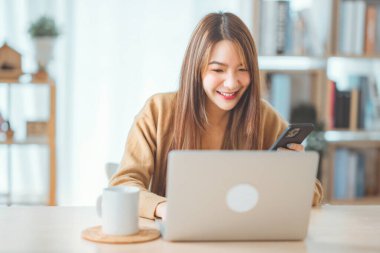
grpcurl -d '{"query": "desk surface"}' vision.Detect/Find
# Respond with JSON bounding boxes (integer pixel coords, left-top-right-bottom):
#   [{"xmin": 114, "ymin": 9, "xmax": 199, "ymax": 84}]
[{"xmin": 0, "ymin": 205, "xmax": 379, "ymax": 253}]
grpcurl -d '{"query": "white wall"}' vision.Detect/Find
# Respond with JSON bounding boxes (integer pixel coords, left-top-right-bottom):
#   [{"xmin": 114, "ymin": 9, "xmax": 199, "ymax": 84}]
[{"xmin": 0, "ymin": 0, "xmax": 254, "ymax": 205}]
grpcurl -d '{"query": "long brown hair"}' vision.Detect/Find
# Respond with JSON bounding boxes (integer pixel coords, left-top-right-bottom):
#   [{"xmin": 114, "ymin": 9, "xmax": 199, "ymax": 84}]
[{"xmin": 172, "ymin": 12, "xmax": 262, "ymax": 150}]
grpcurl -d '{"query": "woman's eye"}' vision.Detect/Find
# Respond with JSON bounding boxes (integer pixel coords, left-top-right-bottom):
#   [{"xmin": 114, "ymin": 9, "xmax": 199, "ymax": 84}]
[
  {"xmin": 211, "ymin": 69, "xmax": 224, "ymax": 73},
  {"xmin": 239, "ymin": 68, "xmax": 248, "ymax": 72}
]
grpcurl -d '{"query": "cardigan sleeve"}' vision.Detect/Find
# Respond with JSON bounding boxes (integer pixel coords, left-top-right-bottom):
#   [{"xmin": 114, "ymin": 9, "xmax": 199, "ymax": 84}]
[
  {"xmin": 109, "ymin": 100, "xmax": 166, "ymax": 219},
  {"xmin": 260, "ymin": 99, "xmax": 288, "ymax": 149},
  {"xmin": 312, "ymin": 179, "xmax": 324, "ymax": 206}
]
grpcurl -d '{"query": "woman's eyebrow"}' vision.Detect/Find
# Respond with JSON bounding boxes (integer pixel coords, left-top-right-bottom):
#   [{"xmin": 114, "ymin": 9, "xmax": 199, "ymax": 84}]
[
  {"xmin": 208, "ymin": 61, "xmax": 227, "ymax": 66},
  {"xmin": 208, "ymin": 61, "xmax": 244, "ymax": 67}
]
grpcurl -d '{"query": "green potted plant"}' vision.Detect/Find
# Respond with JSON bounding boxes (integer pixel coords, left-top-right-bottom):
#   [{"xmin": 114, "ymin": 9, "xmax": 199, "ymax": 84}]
[{"xmin": 28, "ymin": 16, "xmax": 60, "ymax": 76}]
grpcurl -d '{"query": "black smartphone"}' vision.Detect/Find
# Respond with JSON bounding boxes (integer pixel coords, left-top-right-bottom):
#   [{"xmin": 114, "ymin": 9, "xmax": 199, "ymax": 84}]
[{"xmin": 269, "ymin": 123, "xmax": 314, "ymax": 150}]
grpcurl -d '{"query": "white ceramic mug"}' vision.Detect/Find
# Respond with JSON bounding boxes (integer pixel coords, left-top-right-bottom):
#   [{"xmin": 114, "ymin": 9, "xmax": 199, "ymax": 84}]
[{"xmin": 96, "ymin": 186, "xmax": 140, "ymax": 235}]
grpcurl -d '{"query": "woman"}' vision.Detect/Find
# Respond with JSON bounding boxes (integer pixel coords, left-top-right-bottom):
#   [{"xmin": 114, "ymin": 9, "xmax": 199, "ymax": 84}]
[{"xmin": 110, "ymin": 12, "xmax": 323, "ymax": 220}]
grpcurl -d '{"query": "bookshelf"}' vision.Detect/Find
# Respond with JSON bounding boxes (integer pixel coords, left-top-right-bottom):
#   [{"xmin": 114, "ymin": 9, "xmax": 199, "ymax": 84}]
[
  {"xmin": 0, "ymin": 75, "xmax": 56, "ymax": 206},
  {"xmin": 322, "ymin": 131, "xmax": 380, "ymax": 204},
  {"xmin": 254, "ymin": 0, "xmax": 380, "ymax": 204},
  {"xmin": 324, "ymin": 0, "xmax": 380, "ymax": 204}
]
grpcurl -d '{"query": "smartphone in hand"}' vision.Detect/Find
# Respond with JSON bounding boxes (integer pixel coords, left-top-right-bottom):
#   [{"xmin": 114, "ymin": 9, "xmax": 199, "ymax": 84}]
[{"xmin": 269, "ymin": 123, "xmax": 314, "ymax": 151}]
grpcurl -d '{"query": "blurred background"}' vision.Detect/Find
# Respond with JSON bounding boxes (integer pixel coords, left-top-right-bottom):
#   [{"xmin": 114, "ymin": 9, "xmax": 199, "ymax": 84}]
[{"xmin": 0, "ymin": 0, "xmax": 379, "ymax": 206}]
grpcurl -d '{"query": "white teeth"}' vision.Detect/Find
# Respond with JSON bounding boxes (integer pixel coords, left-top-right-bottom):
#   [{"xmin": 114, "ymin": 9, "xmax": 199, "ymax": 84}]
[{"xmin": 218, "ymin": 91, "xmax": 237, "ymax": 97}]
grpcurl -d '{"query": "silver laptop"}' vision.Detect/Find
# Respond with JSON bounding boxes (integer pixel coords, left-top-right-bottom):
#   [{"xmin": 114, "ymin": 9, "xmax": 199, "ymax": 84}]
[{"xmin": 161, "ymin": 150, "xmax": 319, "ymax": 241}]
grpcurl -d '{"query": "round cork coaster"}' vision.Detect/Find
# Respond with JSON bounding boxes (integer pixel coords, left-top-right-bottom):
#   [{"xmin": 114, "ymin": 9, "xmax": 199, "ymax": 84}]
[{"xmin": 81, "ymin": 226, "xmax": 161, "ymax": 244}]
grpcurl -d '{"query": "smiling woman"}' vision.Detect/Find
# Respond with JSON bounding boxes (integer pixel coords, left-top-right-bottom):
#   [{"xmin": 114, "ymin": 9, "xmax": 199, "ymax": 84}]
[
  {"xmin": 172, "ymin": 12, "xmax": 262, "ymax": 152},
  {"xmin": 109, "ymin": 12, "xmax": 324, "ymax": 220}
]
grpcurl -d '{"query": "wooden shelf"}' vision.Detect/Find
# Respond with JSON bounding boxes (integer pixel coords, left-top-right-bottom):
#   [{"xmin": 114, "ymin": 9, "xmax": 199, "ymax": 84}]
[
  {"xmin": 323, "ymin": 131, "xmax": 380, "ymax": 148},
  {"xmin": 324, "ymin": 130, "xmax": 380, "ymax": 142},
  {"xmin": 328, "ymin": 196, "xmax": 380, "ymax": 205},
  {"xmin": 0, "ymin": 136, "xmax": 49, "ymax": 145},
  {"xmin": 329, "ymin": 55, "xmax": 380, "ymax": 59},
  {"xmin": 258, "ymin": 56, "xmax": 326, "ymax": 72},
  {"xmin": 0, "ymin": 74, "xmax": 53, "ymax": 85}
]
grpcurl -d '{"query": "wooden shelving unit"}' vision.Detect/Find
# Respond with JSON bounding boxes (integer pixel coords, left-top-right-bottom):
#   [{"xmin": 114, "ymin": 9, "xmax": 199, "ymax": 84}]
[
  {"xmin": 253, "ymin": 0, "xmax": 380, "ymax": 204},
  {"xmin": 0, "ymin": 75, "xmax": 56, "ymax": 206},
  {"xmin": 322, "ymin": 0, "xmax": 380, "ymax": 203}
]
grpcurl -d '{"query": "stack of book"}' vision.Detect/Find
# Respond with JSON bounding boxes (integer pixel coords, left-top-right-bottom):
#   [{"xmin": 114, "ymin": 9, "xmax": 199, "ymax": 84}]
[
  {"xmin": 260, "ymin": 0, "xmax": 300, "ymax": 55},
  {"xmin": 327, "ymin": 75, "xmax": 380, "ymax": 130},
  {"xmin": 334, "ymin": 148, "xmax": 379, "ymax": 199},
  {"xmin": 339, "ymin": 0, "xmax": 380, "ymax": 55}
]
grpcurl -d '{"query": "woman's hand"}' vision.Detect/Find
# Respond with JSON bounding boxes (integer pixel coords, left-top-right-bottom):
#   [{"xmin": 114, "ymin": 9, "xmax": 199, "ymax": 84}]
[
  {"xmin": 277, "ymin": 143, "xmax": 305, "ymax": 152},
  {"xmin": 155, "ymin": 201, "xmax": 167, "ymax": 220}
]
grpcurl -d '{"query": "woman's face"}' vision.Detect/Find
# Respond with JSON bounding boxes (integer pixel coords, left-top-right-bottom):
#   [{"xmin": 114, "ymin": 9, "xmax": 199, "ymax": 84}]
[{"xmin": 202, "ymin": 40, "xmax": 250, "ymax": 113}]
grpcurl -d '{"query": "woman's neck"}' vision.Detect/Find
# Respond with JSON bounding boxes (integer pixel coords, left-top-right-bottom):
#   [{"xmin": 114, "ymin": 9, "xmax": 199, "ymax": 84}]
[
  {"xmin": 201, "ymin": 101, "xmax": 228, "ymax": 149},
  {"xmin": 205, "ymin": 100, "xmax": 229, "ymax": 129}
]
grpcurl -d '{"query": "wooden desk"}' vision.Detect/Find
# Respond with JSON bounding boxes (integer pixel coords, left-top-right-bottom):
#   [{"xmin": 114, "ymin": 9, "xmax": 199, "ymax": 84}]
[{"xmin": 0, "ymin": 205, "xmax": 379, "ymax": 252}]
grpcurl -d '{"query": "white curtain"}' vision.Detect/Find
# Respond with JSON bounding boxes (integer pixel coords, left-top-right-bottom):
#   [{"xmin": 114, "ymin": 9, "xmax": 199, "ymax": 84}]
[{"xmin": 0, "ymin": 0, "xmax": 254, "ymax": 205}]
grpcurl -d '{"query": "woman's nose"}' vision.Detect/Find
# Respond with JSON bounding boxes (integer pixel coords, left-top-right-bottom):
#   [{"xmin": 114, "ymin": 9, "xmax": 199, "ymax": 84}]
[{"xmin": 223, "ymin": 72, "xmax": 239, "ymax": 90}]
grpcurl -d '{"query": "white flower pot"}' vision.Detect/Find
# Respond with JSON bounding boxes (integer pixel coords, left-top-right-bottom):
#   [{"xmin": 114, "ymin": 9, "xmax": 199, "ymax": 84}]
[{"xmin": 33, "ymin": 37, "xmax": 56, "ymax": 72}]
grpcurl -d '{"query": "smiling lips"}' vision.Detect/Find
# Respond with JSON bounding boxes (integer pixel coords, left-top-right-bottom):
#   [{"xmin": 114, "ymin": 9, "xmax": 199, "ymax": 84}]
[{"xmin": 216, "ymin": 90, "xmax": 239, "ymax": 100}]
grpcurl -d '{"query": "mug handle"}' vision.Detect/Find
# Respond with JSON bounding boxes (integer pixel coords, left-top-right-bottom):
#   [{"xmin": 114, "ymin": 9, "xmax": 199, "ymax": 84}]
[{"xmin": 96, "ymin": 195, "xmax": 102, "ymax": 217}]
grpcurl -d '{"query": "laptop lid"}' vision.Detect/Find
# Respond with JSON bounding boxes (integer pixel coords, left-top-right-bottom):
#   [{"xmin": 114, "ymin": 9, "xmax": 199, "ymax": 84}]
[{"xmin": 163, "ymin": 151, "xmax": 319, "ymax": 241}]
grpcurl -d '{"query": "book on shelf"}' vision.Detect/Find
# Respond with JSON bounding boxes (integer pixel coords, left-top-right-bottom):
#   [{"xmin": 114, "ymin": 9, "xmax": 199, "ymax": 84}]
[
  {"xmin": 356, "ymin": 76, "xmax": 370, "ymax": 129},
  {"xmin": 333, "ymin": 148, "xmax": 379, "ymax": 200},
  {"xmin": 364, "ymin": 149, "xmax": 379, "ymax": 196},
  {"xmin": 364, "ymin": 3, "xmax": 377, "ymax": 55},
  {"xmin": 359, "ymin": 76, "xmax": 380, "ymax": 130},
  {"xmin": 260, "ymin": 0, "xmax": 278, "ymax": 55},
  {"xmin": 339, "ymin": 1, "xmax": 356, "ymax": 55},
  {"xmin": 331, "ymin": 84, "xmax": 351, "ymax": 129},
  {"xmin": 275, "ymin": 0, "xmax": 290, "ymax": 55},
  {"xmin": 259, "ymin": 0, "xmax": 320, "ymax": 56},
  {"xmin": 356, "ymin": 153, "xmax": 366, "ymax": 198},
  {"xmin": 346, "ymin": 151, "xmax": 358, "ymax": 199},
  {"xmin": 377, "ymin": 4, "xmax": 380, "ymax": 53},
  {"xmin": 327, "ymin": 80, "xmax": 336, "ymax": 129},
  {"xmin": 260, "ymin": 0, "xmax": 291, "ymax": 55},
  {"xmin": 327, "ymin": 76, "xmax": 380, "ymax": 130},
  {"xmin": 355, "ymin": 1, "xmax": 366, "ymax": 55},
  {"xmin": 349, "ymin": 88, "xmax": 359, "ymax": 130},
  {"xmin": 265, "ymin": 74, "xmax": 291, "ymax": 121},
  {"xmin": 270, "ymin": 74, "xmax": 291, "ymax": 121},
  {"xmin": 338, "ymin": 0, "xmax": 380, "ymax": 55}
]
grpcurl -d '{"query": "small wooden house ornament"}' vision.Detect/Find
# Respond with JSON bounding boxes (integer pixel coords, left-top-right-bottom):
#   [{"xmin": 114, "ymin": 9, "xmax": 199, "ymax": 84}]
[{"xmin": 0, "ymin": 43, "xmax": 22, "ymax": 79}]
